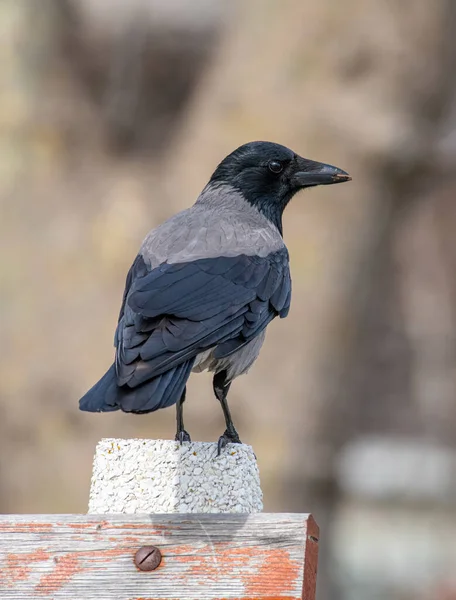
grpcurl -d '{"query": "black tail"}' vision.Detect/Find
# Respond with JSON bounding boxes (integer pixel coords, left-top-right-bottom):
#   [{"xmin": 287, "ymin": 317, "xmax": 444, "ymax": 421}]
[{"xmin": 79, "ymin": 360, "xmax": 194, "ymax": 414}]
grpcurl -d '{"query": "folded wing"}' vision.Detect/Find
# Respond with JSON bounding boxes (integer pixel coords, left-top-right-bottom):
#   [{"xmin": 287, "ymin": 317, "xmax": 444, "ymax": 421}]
[{"xmin": 115, "ymin": 250, "xmax": 291, "ymax": 389}]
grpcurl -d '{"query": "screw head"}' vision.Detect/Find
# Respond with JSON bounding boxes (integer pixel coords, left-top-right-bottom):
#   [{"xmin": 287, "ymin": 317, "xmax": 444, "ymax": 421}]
[{"xmin": 134, "ymin": 545, "xmax": 162, "ymax": 571}]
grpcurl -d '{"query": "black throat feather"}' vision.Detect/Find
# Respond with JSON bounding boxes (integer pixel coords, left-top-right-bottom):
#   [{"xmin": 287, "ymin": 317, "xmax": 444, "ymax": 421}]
[{"xmin": 210, "ymin": 170, "xmax": 295, "ymax": 236}]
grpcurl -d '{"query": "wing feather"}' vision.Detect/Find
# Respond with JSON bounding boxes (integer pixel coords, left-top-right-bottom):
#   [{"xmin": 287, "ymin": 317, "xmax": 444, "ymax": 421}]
[{"xmin": 115, "ymin": 250, "xmax": 291, "ymax": 387}]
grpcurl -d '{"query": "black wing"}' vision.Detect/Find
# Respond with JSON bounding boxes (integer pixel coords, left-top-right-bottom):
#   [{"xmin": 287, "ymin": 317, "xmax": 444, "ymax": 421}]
[{"xmin": 114, "ymin": 249, "xmax": 291, "ymax": 388}]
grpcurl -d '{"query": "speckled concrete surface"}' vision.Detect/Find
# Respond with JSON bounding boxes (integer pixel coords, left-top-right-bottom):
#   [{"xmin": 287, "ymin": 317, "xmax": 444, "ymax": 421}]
[{"xmin": 88, "ymin": 438, "xmax": 263, "ymax": 514}]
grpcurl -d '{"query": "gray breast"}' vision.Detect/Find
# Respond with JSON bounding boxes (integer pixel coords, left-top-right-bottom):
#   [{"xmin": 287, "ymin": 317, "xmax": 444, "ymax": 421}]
[{"xmin": 192, "ymin": 330, "xmax": 266, "ymax": 381}]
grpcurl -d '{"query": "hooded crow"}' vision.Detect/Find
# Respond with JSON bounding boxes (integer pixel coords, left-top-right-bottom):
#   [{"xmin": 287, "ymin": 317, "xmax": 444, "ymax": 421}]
[{"xmin": 79, "ymin": 141, "xmax": 350, "ymax": 453}]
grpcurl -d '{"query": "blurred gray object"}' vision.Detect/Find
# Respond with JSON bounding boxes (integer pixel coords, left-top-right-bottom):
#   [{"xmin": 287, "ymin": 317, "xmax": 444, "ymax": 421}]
[
  {"xmin": 333, "ymin": 435, "xmax": 456, "ymax": 600},
  {"xmin": 337, "ymin": 436, "xmax": 456, "ymax": 503}
]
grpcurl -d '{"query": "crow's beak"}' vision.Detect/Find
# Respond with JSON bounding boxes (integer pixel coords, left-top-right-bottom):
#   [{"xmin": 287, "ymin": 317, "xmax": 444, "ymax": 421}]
[{"xmin": 291, "ymin": 157, "xmax": 351, "ymax": 188}]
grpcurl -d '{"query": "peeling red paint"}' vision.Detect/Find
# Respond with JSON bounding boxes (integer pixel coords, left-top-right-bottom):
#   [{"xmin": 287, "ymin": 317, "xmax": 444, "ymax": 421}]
[
  {"xmin": 123, "ymin": 535, "xmax": 141, "ymax": 543},
  {"xmin": 243, "ymin": 548, "xmax": 300, "ymax": 597},
  {"xmin": 34, "ymin": 546, "xmax": 135, "ymax": 595},
  {"xmin": 108, "ymin": 535, "xmax": 141, "ymax": 544},
  {"xmin": 96, "ymin": 520, "xmax": 109, "ymax": 530},
  {"xmin": 0, "ymin": 523, "xmax": 52, "ymax": 534},
  {"xmin": 4, "ymin": 548, "xmax": 50, "ymax": 586},
  {"xmin": 168, "ymin": 543, "xmax": 302, "ymax": 597},
  {"xmin": 35, "ymin": 553, "xmax": 82, "ymax": 595},
  {"xmin": 65, "ymin": 522, "xmax": 98, "ymax": 530},
  {"xmin": 204, "ymin": 597, "xmax": 299, "ymax": 600},
  {"xmin": 110, "ymin": 522, "xmax": 171, "ymax": 533},
  {"xmin": 167, "ymin": 543, "xmax": 196, "ymax": 556}
]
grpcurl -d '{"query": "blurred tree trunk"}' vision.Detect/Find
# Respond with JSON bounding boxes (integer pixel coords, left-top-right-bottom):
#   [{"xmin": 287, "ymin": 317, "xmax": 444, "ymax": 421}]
[
  {"xmin": 0, "ymin": 0, "xmax": 57, "ymax": 188},
  {"xmin": 166, "ymin": 1, "xmax": 456, "ymax": 598},
  {"xmin": 0, "ymin": 0, "xmax": 63, "ymax": 511}
]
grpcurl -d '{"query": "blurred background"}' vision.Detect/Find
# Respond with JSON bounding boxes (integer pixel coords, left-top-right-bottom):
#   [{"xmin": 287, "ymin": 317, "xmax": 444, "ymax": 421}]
[{"xmin": 1, "ymin": 1, "xmax": 456, "ymax": 598}]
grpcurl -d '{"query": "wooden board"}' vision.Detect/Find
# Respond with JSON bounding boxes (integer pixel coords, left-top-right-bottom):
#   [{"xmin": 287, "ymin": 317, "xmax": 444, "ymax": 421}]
[{"xmin": 0, "ymin": 513, "xmax": 318, "ymax": 600}]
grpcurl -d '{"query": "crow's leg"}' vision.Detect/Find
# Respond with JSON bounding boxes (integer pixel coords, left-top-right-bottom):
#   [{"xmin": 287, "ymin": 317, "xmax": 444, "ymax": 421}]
[
  {"xmin": 213, "ymin": 370, "xmax": 242, "ymax": 455},
  {"xmin": 175, "ymin": 387, "xmax": 191, "ymax": 444}
]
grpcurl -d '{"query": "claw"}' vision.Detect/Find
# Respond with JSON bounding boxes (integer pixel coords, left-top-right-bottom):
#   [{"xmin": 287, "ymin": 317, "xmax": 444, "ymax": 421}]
[
  {"xmin": 217, "ymin": 429, "xmax": 242, "ymax": 456},
  {"xmin": 175, "ymin": 430, "xmax": 191, "ymax": 445}
]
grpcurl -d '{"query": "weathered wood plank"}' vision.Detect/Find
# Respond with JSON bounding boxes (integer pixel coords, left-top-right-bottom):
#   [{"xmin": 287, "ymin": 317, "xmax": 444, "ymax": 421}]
[{"xmin": 0, "ymin": 513, "xmax": 318, "ymax": 599}]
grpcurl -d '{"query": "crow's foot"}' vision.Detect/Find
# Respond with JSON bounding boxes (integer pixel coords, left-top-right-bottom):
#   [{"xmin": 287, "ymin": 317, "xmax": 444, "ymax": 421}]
[
  {"xmin": 175, "ymin": 429, "xmax": 191, "ymax": 444},
  {"xmin": 217, "ymin": 429, "xmax": 242, "ymax": 456}
]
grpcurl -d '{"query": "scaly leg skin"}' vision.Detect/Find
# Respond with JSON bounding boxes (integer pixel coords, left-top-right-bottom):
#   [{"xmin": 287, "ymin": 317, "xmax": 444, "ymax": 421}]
[
  {"xmin": 175, "ymin": 387, "xmax": 191, "ymax": 444},
  {"xmin": 213, "ymin": 370, "xmax": 242, "ymax": 456}
]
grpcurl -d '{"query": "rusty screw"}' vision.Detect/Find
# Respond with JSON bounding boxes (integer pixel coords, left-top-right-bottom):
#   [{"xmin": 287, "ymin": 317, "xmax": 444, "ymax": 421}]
[{"xmin": 134, "ymin": 545, "xmax": 162, "ymax": 571}]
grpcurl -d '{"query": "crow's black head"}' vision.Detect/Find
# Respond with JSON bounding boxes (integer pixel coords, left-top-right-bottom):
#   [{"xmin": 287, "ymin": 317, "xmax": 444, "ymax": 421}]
[{"xmin": 210, "ymin": 141, "xmax": 350, "ymax": 233}]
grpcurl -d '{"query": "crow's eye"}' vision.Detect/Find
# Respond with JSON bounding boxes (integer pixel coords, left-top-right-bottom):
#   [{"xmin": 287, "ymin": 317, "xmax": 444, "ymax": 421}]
[{"xmin": 268, "ymin": 160, "xmax": 283, "ymax": 174}]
